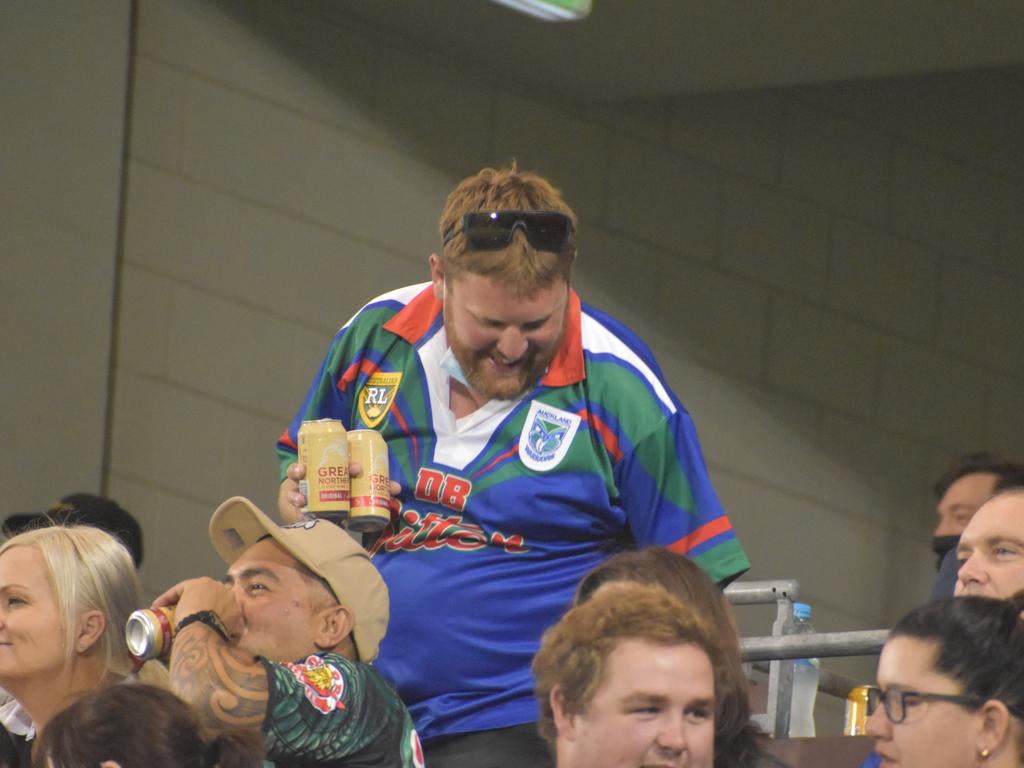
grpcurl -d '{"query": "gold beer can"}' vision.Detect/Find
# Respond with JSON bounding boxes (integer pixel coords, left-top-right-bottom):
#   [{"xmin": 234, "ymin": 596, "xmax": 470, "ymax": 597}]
[
  {"xmin": 844, "ymin": 685, "xmax": 873, "ymax": 735},
  {"xmin": 126, "ymin": 606, "xmax": 176, "ymax": 661},
  {"xmin": 347, "ymin": 429, "xmax": 390, "ymax": 532},
  {"xmin": 298, "ymin": 418, "xmax": 350, "ymax": 524}
]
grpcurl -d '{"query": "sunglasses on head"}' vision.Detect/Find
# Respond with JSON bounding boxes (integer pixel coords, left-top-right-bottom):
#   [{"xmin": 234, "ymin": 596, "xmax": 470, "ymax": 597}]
[{"xmin": 442, "ymin": 210, "xmax": 574, "ymax": 254}]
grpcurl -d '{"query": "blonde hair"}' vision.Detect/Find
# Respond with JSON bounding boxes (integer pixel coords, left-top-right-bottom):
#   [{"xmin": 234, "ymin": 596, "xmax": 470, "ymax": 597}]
[
  {"xmin": 438, "ymin": 164, "xmax": 578, "ymax": 294},
  {"xmin": 0, "ymin": 525, "xmax": 140, "ymax": 678}
]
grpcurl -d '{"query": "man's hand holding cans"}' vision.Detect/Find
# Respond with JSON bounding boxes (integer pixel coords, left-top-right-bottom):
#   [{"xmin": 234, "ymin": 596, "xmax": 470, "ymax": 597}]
[{"xmin": 277, "ymin": 460, "xmax": 402, "ymax": 526}]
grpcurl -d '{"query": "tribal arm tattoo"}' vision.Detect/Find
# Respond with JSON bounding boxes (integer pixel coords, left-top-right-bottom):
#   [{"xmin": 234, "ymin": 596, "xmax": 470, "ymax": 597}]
[{"xmin": 169, "ymin": 623, "xmax": 270, "ymax": 735}]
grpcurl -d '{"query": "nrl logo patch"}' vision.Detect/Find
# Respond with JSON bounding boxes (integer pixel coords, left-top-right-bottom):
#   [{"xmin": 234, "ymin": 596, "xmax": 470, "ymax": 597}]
[
  {"xmin": 358, "ymin": 372, "xmax": 402, "ymax": 428},
  {"xmin": 519, "ymin": 400, "xmax": 581, "ymax": 472}
]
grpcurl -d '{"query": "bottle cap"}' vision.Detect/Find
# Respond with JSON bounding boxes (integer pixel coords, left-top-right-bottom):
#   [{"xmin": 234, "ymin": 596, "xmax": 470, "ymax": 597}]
[{"xmin": 793, "ymin": 602, "xmax": 811, "ymax": 620}]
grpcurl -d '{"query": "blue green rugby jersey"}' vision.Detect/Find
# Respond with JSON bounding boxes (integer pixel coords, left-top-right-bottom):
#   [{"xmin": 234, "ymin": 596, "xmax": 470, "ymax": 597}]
[{"xmin": 277, "ymin": 282, "xmax": 750, "ymax": 742}]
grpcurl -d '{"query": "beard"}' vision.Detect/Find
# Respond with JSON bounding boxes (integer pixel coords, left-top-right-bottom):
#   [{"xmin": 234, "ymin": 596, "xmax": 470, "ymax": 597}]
[{"xmin": 445, "ymin": 314, "xmax": 562, "ymax": 401}]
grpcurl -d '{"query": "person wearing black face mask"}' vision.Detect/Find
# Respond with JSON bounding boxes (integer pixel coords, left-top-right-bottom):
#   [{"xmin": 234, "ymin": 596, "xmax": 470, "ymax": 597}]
[{"xmin": 929, "ymin": 454, "xmax": 1024, "ymax": 600}]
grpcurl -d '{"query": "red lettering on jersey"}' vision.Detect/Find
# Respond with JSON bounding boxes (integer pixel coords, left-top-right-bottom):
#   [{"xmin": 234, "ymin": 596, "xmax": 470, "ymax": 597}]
[
  {"xmin": 490, "ymin": 531, "xmax": 529, "ymax": 554},
  {"xmin": 372, "ymin": 508, "xmax": 529, "ymax": 555},
  {"xmin": 447, "ymin": 526, "xmax": 488, "ymax": 551},
  {"xmin": 415, "ymin": 469, "xmax": 473, "ymax": 513},
  {"xmin": 415, "ymin": 468, "xmax": 445, "ymax": 503},
  {"xmin": 440, "ymin": 476, "xmax": 472, "ymax": 512}
]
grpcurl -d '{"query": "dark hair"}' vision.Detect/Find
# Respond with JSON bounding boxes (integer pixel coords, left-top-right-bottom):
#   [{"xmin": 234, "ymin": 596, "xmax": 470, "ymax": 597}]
[
  {"xmin": 37, "ymin": 684, "xmax": 263, "ymax": 768},
  {"xmin": 890, "ymin": 595, "xmax": 1024, "ymax": 758},
  {"xmin": 3, "ymin": 492, "xmax": 143, "ymax": 567},
  {"xmin": 994, "ymin": 471, "xmax": 1024, "ymax": 493},
  {"xmin": 932, "ymin": 453, "xmax": 1017, "ymax": 500},
  {"xmin": 575, "ymin": 547, "xmax": 764, "ymax": 767}
]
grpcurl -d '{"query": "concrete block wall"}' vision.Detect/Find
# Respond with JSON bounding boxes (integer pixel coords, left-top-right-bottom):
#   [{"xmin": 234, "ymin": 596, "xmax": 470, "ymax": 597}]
[
  {"xmin": 113, "ymin": 0, "xmax": 1024, "ymax": 615},
  {"xmin": 1, "ymin": 2, "xmax": 132, "ymax": 511},
  {"xmin": 107, "ymin": 0, "xmax": 1024, "ymax": 714}
]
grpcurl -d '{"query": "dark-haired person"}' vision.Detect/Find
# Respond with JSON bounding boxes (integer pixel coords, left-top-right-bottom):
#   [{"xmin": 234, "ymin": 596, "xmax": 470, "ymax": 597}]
[
  {"xmin": 4, "ymin": 492, "xmax": 143, "ymax": 567},
  {"xmin": 275, "ymin": 165, "xmax": 749, "ymax": 767},
  {"xmin": 866, "ymin": 595, "xmax": 1024, "ymax": 767},
  {"xmin": 38, "ymin": 684, "xmax": 263, "ymax": 768},
  {"xmin": 153, "ymin": 496, "xmax": 421, "ymax": 768},
  {"xmin": 575, "ymin": 547, "xmax": 788, "ymax": 768},
  {"xmin": 930, "ymin": 454, "xmax": 1024, "ymax": 600}
]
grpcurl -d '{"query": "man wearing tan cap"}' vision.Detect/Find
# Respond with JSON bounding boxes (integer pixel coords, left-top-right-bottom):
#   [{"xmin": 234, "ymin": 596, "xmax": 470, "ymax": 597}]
[{"xmin": 153, "ymin": 496, "xmax": 423, "ymax": 768}]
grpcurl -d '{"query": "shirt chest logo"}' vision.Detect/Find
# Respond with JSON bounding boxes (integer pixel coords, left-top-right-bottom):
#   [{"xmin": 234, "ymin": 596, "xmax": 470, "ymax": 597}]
[
  {"xmin": 283, "ymin": 655, "xmax": 346, "ymax": 714},
  {"xmin": 357, "ymin": 372, "xmax": 402, "ymax": 428},
  {"xmin": 519, "ymin": 400, "xmax": 581, "ymax": 472}
]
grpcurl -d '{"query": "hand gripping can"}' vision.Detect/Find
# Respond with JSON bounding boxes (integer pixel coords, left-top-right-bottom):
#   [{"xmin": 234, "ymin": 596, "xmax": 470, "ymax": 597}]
[
  {"xmin": 126, "ymin": 606, "xmax": 176, "ymax": 661},
  {"xmin": 298, "ymin": 418, "xmax": 350, "ymax": 524},
  {"xmin": 346, "ymin": 429, "xmax": 390, "ymax": 533},
  {"xmin": 844, "ymin": 685, "xmax": 873, "ymax": 736}
]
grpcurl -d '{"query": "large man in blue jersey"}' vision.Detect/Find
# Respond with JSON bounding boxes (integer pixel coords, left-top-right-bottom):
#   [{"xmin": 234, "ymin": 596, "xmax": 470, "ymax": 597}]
[{"xmin": 276, "ymin": 165, "xmax": 750, "ymax": 768}]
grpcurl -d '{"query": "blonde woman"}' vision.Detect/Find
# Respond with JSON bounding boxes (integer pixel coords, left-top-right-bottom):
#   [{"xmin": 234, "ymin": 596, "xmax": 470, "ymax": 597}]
[{"xmin": 0, "ymin": 525, "xmax": 159, "ymax": 766}]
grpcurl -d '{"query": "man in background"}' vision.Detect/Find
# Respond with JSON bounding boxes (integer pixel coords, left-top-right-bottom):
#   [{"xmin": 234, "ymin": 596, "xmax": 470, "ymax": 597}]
[
  {"xmin": 928, "ymin": 453, "xmax": 1024, "ymax": 599},
  {"xmin": 954, "ymin": 485, "xmax": 1024, "ymax": 599},
  {"xmin": 4, "ymin": 492, "xmax": 143, "ymax": 567}
]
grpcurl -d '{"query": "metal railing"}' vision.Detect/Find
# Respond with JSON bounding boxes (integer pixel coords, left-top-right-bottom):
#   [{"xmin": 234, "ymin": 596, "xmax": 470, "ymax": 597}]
[{"xmin": 724, "ymin": 579, "xmax": 888, "ymax": 738}]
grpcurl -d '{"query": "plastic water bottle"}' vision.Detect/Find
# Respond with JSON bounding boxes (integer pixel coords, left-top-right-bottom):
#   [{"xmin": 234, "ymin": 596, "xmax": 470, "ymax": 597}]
[{"xmin": 788, "ymin": 602, "xmax": 820, "ymax": 737}]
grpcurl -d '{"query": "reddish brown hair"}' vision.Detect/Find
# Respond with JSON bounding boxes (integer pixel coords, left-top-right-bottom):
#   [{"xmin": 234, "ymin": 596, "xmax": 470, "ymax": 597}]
[{"xmin": 438, "ymin": 164, "xmax": 577, "ymax": 295}]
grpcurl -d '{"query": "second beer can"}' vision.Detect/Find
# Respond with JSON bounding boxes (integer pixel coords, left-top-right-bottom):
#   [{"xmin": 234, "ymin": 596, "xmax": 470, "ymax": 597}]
[
  {"xmin": 126, "ymin": 606, "xmax": 176, "ymax": 661},
  {"xmin": 298, "ymin": 418, "xmax": 350, "ymax": 524},
  {"xmin": 843, "ymin": 685, "xmax": 874, "ymax": 736},
  {"xmin": 347, "ymin": 429, "xmax": 391, "ymax": 533}
]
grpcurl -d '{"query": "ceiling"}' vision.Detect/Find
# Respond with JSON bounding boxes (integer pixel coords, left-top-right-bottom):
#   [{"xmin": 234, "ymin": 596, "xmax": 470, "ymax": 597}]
[{"xmin": 327, "ymin": 0, "xmax": 1024, "ymax": 102}]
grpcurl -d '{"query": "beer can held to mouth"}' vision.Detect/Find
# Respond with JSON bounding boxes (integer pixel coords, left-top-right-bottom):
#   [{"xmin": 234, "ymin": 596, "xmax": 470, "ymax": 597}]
[{"xmin": 126, "ymin": 606, "xmax": 176, "ymax": 661}]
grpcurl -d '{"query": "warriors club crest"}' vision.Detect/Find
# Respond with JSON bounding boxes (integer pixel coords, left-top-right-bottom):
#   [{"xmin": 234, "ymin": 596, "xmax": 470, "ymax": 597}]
[
  {"xmin": 518, "ymin": 400, "xmax": 581, "ymax": 472},
  {"xmin": 357, "ymin": 372, "xmax": 402, "ymax": 428}
]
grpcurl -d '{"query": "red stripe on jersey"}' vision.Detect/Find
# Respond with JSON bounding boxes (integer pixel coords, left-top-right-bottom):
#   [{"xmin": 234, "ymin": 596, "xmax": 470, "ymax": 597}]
[
  {"xmin": 337, "ymin": 359, "xmax": 381, "ymax": 394},
  {"xmin": 390, "ymin": 405, "xmax": 419, "ymax": 467},
  {"xmin": 578, "ymin": 409, "xmax": 623, "ymax": 463},
  {"xmin": 667, "ymin": 517, "xmax": 733, "ymax": 555},
  {"xmin": 383, "ymin": 285, "xmax": 443, "ymax": 344},
  {"xmin": 279, "ymin": 429, "xmax": 297, "ymax": 450},
  {"xmin": 541, "ymin": 290, "xmax": 584, "ymax": 387},
  {"xmin": 474, "ymin": 445, "xmax": 519, "ymax": 479}
]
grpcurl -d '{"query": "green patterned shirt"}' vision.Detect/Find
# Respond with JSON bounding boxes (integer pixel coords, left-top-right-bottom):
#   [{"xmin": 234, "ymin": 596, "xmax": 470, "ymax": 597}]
[{"xmin": 261, "ymin": 652, "xmax": 423, "ymax": 767}]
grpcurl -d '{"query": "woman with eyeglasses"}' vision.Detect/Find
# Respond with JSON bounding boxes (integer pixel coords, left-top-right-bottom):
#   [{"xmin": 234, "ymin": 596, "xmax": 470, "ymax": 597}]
[{"xmin": 865, "ymin": 594, "xmax": 1024, "ymax": 767}]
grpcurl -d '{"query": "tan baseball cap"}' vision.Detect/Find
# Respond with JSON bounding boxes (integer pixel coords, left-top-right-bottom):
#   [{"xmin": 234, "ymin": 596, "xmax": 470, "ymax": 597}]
[{"xmin": 208, "ymin": 496, "xmax": 389, "ymax": 662}]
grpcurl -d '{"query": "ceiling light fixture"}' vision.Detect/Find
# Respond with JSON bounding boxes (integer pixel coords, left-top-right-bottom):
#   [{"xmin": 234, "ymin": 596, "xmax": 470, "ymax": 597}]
[{"xmin": 489, "ymin": 0, "xmax": 592, "ymax": 22}]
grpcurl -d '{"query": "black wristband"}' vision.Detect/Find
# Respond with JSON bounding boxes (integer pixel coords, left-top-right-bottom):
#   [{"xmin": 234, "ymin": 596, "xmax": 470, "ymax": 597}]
[{"xmin": 176, "ymin": 610, "xmax": 230, "ymax": 642}]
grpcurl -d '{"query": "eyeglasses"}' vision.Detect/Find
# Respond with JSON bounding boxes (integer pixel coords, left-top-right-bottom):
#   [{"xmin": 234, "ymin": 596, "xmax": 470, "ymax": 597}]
[
  {"xmin": 869, "ymin": 687, "xmax": 984, "ymax": 724},
  {"xmin": 442, "ymin": 211, "xmax": 574, "ymax": 253}
]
